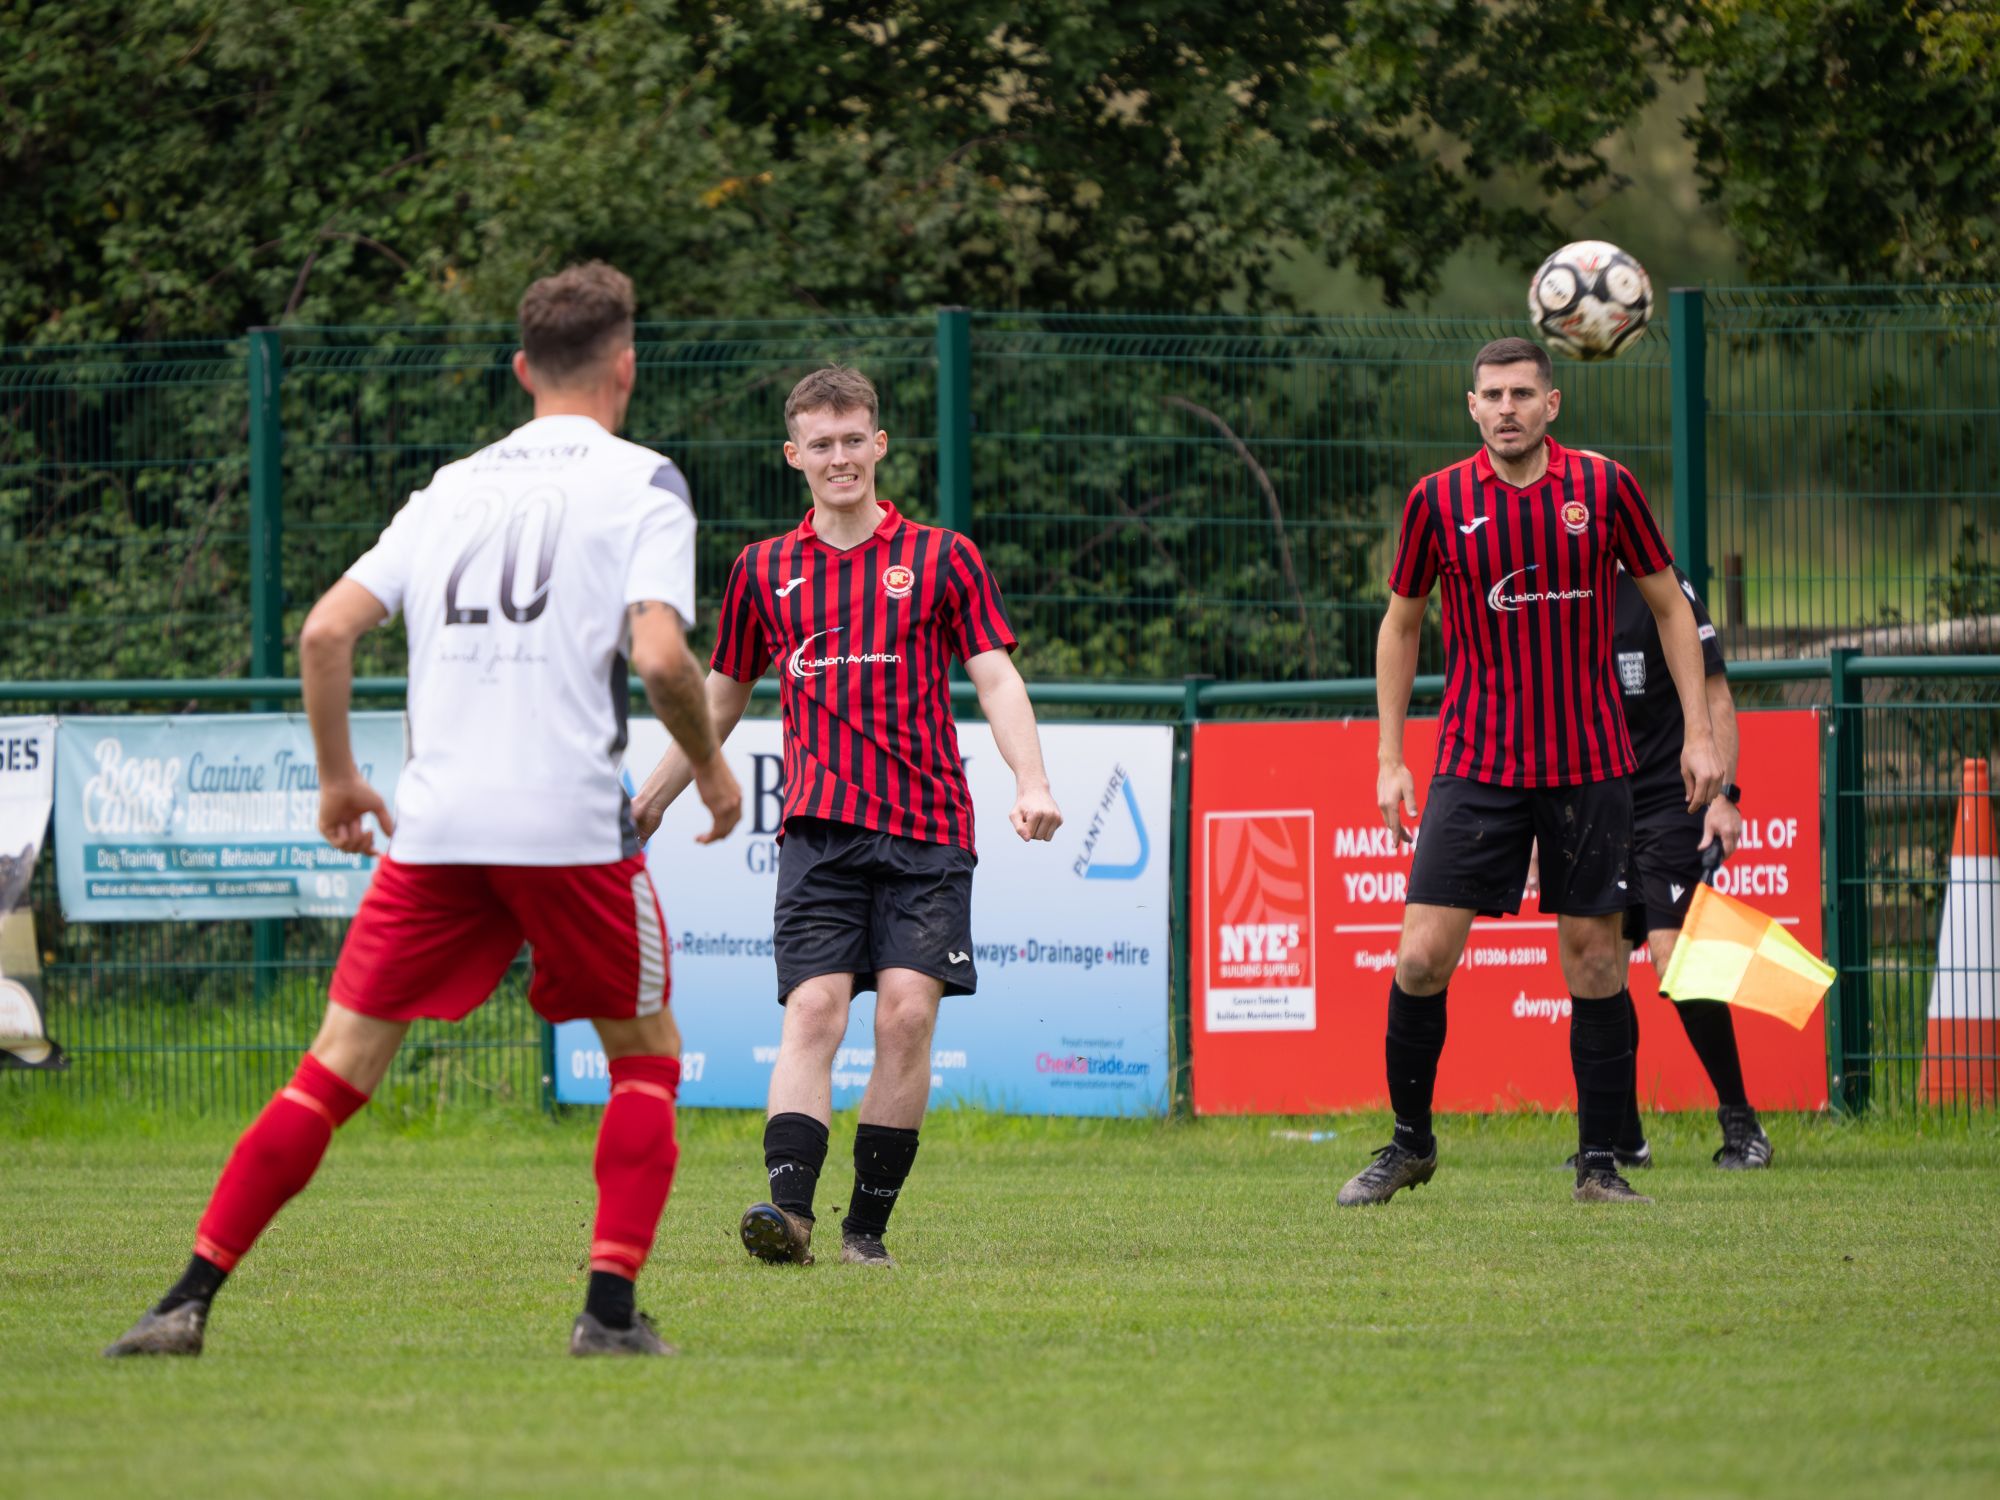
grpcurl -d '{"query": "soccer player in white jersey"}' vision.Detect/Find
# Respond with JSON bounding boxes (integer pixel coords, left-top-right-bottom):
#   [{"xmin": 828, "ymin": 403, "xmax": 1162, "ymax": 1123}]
[{"xmin": 105, "ymin": 262, "xmax": 742, "ymax": 1360}]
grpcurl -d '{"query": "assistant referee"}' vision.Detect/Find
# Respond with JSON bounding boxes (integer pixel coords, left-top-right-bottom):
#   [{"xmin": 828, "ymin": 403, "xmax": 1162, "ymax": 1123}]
[{"xmin": 1592, "ymin": 563, "xmax": 1774, "ymax": 1169}]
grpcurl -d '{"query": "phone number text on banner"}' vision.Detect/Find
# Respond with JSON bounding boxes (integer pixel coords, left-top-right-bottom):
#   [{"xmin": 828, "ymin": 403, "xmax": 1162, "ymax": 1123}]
[
  {"xmin": 54, "ymin": 714, "xmax": 405, "ymax": 921},
  {"xmin": 553, "ymin": 719, "xmax": 1171, "ymax": 1117}
]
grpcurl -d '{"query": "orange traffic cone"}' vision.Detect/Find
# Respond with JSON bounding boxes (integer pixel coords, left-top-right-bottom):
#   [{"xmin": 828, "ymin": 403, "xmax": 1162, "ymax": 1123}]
[{"xmin": 1923, "ymin": 759, "xmax": 2000, "ymax": 1104}]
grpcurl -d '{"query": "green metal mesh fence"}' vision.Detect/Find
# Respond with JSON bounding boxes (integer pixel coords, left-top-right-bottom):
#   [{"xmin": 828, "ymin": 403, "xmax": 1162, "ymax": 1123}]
[
  {"xmin": 967, "ymin": 312, "xmax": 1671, "ymax": 682},
  {"xmin": 0, "ymin": 341, "xmax": 251, "ymax": 682},
  {"xmin": 14, "ymin": 857, "xmax": 543, "ymax": 1116},
  {"xmin": 1832, "ymin": 682, "xmax": 2000, "ymax": 1116},
  {"xmin": 1705, "ymin": 288, "xmax": 2000, "ymax": 653},
  {"xmin": 4, "ymin": 297, "xmax": 1996, "ymax": 1115},
  {"xmin": 276, "ymin": 319, "xmax": 938, "ymax": 676}
]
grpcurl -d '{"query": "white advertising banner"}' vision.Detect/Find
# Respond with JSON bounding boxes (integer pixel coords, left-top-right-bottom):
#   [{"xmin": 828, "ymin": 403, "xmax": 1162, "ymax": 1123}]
[
  {"xmin": 553, "ymin": 718, "xmax": 1172, "ymax": 1116},
  {"xmin": 0, "ymin": 717, "xmax": 62, "ymax": 1068}
]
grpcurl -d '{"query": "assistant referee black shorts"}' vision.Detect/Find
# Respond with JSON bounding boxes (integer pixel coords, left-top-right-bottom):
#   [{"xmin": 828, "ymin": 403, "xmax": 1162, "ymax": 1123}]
[
  {"xmin": 770, "ymin": 816, "xmax": 978, "ymax": 1004},
  {"xmin": 1406, "ymin": 774, "xmax": 1634, "ymax": 918},
  {"xmin": 1623, "ymin": 791, "xmax": 1708, "ymax": 944}
]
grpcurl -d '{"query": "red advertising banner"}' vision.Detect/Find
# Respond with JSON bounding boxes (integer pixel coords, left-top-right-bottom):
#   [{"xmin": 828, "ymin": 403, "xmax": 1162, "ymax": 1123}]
[{"xmin": 1189, "ymin": 712, "xmax": 1826, "ymax": 1115}]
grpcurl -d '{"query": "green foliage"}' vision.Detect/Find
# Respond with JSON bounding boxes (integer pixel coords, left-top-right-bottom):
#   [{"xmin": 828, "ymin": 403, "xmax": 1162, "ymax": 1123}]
[
  {"xmin": 0, "ymin": 344, "xmax": 253, "ymax": 681},
  {"xmin": 1677, "ymin": 1, "xmax": 2000, "ymax": 284},
  {"xmin": 0, "ymin": 1, "xmax": 1735, "ymax": 344},
  {"xmin": 8, "ymin": 2, "xmax": 2000, "ymax": 348}
]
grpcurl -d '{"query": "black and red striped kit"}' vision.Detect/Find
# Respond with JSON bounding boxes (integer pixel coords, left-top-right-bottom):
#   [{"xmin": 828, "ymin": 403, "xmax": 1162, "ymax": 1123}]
[
  {"xmin": 710, "ymin": 502, "xmax": 1015, "ymax": 853},
  {"xmin": 1390, "ymin": 437, "xmax": 1674, "ymax": 788}
]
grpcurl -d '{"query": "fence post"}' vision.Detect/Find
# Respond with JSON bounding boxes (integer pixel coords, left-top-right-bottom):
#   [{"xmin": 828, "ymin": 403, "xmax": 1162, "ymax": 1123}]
[
  {"xmin": 247, "ymin": 328, "xmax": 286, "ymax": 1000},
  {"xmin": 1824, "ymin": 647, "xmax": 1871, "ymax": 1112},
  {"xmin": 248, "ymin": 328, "xmax": 286, "ymax": 683},
  {"xmin": 540, "ymin": 1019, "xmax": 558, "ymax": 1117},
  {"xmin": 1669, "ymin": 288, "xmax": 1710, "ymax": 604},
  {"xmin": 935, "ymin": 307, "xmax": 972, "ymax": 536},
  {"xmin": 1168, "ymin": 677, "xmax": 1205, "ymax": 1118}
]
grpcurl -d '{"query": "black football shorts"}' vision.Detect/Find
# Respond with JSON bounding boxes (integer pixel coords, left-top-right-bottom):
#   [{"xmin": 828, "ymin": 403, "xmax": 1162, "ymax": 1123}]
[
  {"xmin": 771, "ymin": 816, "xmax": 978, "ymax": 1004},
  {"xmin": 1406, "ymin": 774, "xmax": 1634, "ymax": 918},
  {"xmin": 1623, "ymin": 794, "xmax": 1709, "ymax": 944}
]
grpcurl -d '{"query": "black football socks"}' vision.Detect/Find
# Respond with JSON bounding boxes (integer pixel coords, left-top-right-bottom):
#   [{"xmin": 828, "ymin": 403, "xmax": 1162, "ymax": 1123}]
[
  {"xmin": 764, "ymin": 1112, "xmax": 830, "ymax": 1222},
  {"xmin": 1385, "ymin": 982, "xmax": 1448, "ymax": 1158},
  {"xmin": 1621, "ymin": 992, "xmax": 1647, "ymax": 1154},
  {"xmin": 154, "ymin": 1253, "xmax": 228, "ymax": 1316},
  {"xmin": 1672, "ymin": 998, "xmax": 1751, "ymax": 1109},
  {"xmin": 584, "ymin": 1270, "xmax": 636, "ymax": 1331},
  {"xmin": 842, "ymin": 1124, "xmax": 921, "ymax": 1241},
  {"xmin": 1571, "ymin": 991, "xmax": 1635, "ymax": 1175}
]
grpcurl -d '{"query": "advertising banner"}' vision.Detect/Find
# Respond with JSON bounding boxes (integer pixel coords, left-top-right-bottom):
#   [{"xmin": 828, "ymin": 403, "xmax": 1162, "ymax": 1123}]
[
  {"xmin": 0, "ymin": 717, "xmax": 63, "ymax": 1068},
  {"xmin": 54, "ymin": 714, "xmax": 405, "ymax": 922},
  {"xmin": 554, "ymin": 719, "xmax": 1172, "ymax": 1116},
  {"xmin": 1190, "ymin": 712, "xmax": 1826, "ymax": 1115}
]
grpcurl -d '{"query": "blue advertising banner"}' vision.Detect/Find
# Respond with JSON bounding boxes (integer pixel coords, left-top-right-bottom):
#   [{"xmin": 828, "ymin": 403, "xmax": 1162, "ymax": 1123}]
[
  {"xmin": 54, "ymin": 714, "xmax": 405, "ymax": 921},
  {"xmin": 554, "ymin": 720, "xmax": 1172, "ymax": 1117}
]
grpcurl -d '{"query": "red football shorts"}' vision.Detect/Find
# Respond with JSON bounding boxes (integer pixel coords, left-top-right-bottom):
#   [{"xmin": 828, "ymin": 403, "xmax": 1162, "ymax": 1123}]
[{"xmin": 330, "ymin": 855, "xmax": 670, "ymax": 1024}]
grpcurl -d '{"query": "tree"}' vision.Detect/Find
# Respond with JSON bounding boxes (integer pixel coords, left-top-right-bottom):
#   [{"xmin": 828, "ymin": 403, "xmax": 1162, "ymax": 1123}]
[
  {"xmin": 1675, "ymin": 0, "xmax": 2000, "ymax": 284},
  {"xmin": 0, "ymin": 0, "xmax": 1691, "ymax": 342}
]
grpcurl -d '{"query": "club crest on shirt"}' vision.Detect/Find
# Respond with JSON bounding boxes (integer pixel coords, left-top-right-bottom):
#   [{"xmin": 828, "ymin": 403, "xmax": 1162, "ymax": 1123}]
[
  {"xmin": 1617, "ymin": 650, "xmax": 1647, "ymax": 695},
  {"xmin": 1560, "ymin": 499, "xmax": 1590, "ymax": 534},
  {"xmin": 882, "ymin": 564, "xmax": 914, "ymax": 598}
]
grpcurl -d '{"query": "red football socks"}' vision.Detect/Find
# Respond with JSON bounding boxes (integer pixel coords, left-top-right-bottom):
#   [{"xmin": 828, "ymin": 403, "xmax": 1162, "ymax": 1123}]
[
  {"xmin": 193, "ymin": 1053, "xmax": 370, "ymax": 1271},
  {"xmin": 587, "ymin": 1055, "xmax": 682, "ymax": 1279}
]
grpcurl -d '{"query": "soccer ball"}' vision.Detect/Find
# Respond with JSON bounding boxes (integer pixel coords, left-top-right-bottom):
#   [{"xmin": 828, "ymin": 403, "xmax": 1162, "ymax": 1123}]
[{"xmin": 1527, "ymin": 241, "xmax": 1653, "ymax": 360}]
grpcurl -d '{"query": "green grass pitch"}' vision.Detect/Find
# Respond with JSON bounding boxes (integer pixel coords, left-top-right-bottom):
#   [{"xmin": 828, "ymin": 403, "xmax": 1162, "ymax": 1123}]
[{"xmin": 4, "ymin": 1105, "xmax": 1998, "ymax": 1500}]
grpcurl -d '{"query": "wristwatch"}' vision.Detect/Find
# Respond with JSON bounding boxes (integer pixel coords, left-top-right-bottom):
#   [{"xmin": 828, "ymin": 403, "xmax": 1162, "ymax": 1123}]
[{"xmin": 1723, "ymin": 783, "xmax": 1742, "ymax": 805}]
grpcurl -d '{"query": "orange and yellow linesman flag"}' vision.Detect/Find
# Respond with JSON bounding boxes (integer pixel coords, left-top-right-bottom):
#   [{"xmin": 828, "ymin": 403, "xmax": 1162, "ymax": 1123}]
[{"xmin": 1660, "ymin": 883, "xmax": 1834, "ymax": 1030}]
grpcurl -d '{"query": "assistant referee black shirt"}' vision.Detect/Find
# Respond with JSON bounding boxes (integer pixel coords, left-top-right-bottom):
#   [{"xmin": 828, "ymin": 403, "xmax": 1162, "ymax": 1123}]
[{"xmin": 1612, "ymin": 564, "xmax": 1726, "ymax": 805}]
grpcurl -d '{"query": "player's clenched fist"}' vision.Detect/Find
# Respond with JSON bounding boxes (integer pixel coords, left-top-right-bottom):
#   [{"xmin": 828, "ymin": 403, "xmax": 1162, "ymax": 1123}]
[
  {"xmin": 1009, "ymin": 783, "xmax": 1063, "ymax": 842},
  {"xmin": 1377, "ymin": 761, "xmax": 1417, "ymax": 844},
  {"xmin": 318, "ymin": 773, "xmax": 394, "ymax": 856}
]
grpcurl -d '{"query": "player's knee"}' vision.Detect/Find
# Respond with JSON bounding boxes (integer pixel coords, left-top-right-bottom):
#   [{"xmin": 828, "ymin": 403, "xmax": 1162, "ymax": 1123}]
[
  {"xmin": 1564, "ymin": 953, "xmax": 1625, "ymax": 997},
  {"xmin": 874, "ymin": 1000, "xmax": 934, "ymax": 1060},
  {"xmin": 1395, "ymin": 948, "xmax": 1456, "ymax": 994},
  {"xmin": 784, "ymin": 983, "xmax": 850, "ymax": 1049}
]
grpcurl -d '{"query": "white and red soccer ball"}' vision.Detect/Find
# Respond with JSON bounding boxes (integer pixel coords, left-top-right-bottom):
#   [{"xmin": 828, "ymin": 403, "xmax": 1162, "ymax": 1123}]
[{"xmin": 1527, "ymin": 240, "xmax": 1653, "ymax": 360}]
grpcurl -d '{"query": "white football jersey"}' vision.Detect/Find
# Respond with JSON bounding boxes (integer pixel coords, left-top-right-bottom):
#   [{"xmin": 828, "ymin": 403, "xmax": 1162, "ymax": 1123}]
[{"xmin": 346, "ymin": 414, "xmax": 695, "ymax": 864}]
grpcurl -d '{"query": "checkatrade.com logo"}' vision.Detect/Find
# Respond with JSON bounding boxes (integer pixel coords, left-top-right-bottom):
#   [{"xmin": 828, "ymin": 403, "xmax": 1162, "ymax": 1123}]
[{"xmin": 1035, "ymin": 1051, "xmax": 1153, "ymax": 1077}]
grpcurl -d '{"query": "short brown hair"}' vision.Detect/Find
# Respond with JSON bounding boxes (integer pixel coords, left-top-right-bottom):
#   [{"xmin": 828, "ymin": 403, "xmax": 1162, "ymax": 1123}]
[
  {"xmin": 518, "ymin": 261, "xmax": 635, "ymax": 384},
  {"xmin": 1471, "ymin": 337, "xmax": 1553, "ymax": 389},
  {"xmin": 785, "ymin": 365, "xmax": 879, "ymax": 437}
]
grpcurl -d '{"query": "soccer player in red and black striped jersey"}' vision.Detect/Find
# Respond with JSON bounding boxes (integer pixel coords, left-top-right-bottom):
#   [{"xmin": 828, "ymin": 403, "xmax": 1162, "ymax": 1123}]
[
  {"xmin": 1337, "ymin": 337, "xmax": 1726, "ymax": 1208},
  {"xmin": 634, "ymin": 365, "xmax": 1062, "ymax": 1267}
]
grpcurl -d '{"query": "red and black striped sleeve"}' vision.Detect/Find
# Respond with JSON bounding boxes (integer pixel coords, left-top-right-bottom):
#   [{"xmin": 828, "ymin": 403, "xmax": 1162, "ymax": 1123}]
[
  {"xmin": 1610, "ymin": 465, "xmax": 1673, "ymax": 577},
  {"xmin": 941, "ymin": 534, "xmax": 1017, "ymax": 660},
  {"xmin": 709, "ymin": 547, "xmax": 773, "ymax": 681},
  {"xmin": 1387, "ymin": 481, "xmax": 1440, "ymax": 598}
]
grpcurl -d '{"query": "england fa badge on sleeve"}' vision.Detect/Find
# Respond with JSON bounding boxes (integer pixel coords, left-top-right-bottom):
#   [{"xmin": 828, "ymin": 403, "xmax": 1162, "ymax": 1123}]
[{"xmin": 1617, "ymin": 651, "xmax": 1647, "ymax": 695}]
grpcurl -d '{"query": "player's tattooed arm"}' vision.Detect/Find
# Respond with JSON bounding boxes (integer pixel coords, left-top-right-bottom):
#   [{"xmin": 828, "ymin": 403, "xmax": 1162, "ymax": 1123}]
[{"xmin": 301, "ymin": 578, "xmax": 395, "ymax": 855}]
